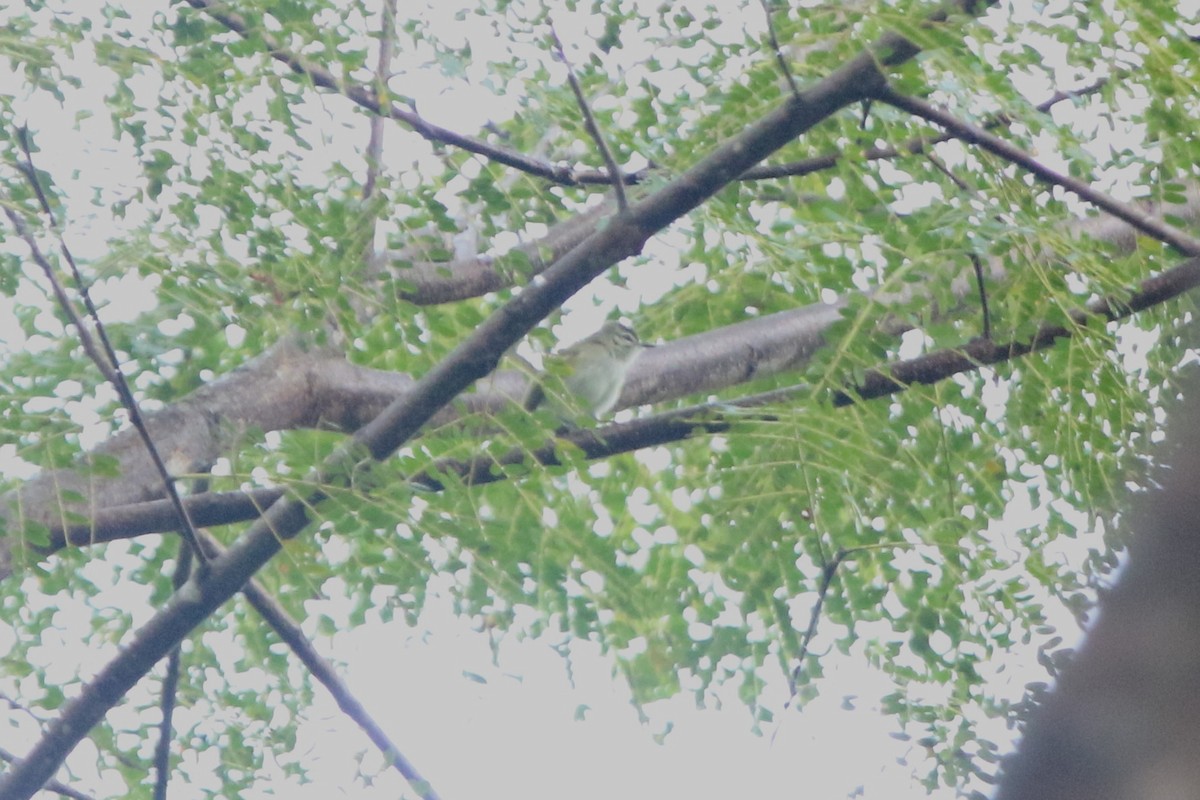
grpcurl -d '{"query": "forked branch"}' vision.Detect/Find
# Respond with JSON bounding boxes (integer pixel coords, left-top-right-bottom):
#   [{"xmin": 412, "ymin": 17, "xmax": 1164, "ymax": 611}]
[
  {"xmin": 550, "ymin": 23, "xmax": 628, "ymax": 211},
  {"xmin": 183, "ymin": 0, "xmax": 635, "ymax": 187}
]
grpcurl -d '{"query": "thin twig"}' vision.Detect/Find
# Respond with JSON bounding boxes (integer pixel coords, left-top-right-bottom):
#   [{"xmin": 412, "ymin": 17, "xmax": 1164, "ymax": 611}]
[
  {"xmin": 767, "ymin": 546, "xmax": 849, "ymax": 746},
  {"xmin": 183, "ymin": 0, "xmax": 632, "ymax": 187},
  {"xmin": 741, "ymin": 78, "xmax": 1107, "ymax": 181},
  {"xmin": 1037, "ymin": 76, "xmax": 1107, "ymax": 109},
  {"xmin": 362, "ymin": 0, "xmax": 397, "ymax": 204},
  {"xmin": 153, "ymin": 541, "xmax": 192, "ymax": 800},
  {"xmin": 357, "ymin": 0, "xmax": 398, "ymax": 315},
  {"xmin": 759, "ymin": 0, "xmax": 801, "ymax": 101},
  {"xmin": 923, "ymin": 150, "xmax": 971, "ymax": 193},
  {"xmin": 549, "ymin": 24, "xmax": 627, "ymax": 211},
  {"xmin": 0, "ymin": 690, "xmax": 47, "ymax": 725},
  {"xmin": 789, "ymin": 548, "xmax": 847, "ymax": 697},
  {"xmin": 970, "ymin": 252, "xmax": 991, "ymax": 341},
  {"xmin": 8, "ymin": 134, "xmax": 209, "ymax": 567},
  {"xmin": 874, "ymin": 86, "xmax": 1200, "ymax": 255},
  {"xmin": 771, "ymin": 540, "xmax": 921, "ymax": 745}
]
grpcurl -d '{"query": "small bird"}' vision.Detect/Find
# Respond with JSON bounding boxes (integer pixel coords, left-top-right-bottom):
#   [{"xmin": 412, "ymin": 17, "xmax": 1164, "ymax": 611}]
[{"xmin": 524, "ymin": 321, "xmax": 649, "ymax": 421}]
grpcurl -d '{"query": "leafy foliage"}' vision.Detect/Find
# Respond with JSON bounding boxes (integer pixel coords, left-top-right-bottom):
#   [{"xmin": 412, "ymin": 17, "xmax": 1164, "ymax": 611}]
[{"xmin": 0, "ymin": 0, "xmax": 1198, "ymax": 798}]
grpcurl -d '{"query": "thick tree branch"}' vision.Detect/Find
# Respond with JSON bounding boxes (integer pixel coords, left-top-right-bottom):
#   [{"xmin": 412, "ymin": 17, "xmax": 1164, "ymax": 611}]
[
  {"xmin": 1, "ymin": 335, "xmax": 328, "ymax": 577},
  {"xmin": 371, "ymin": 198, "xmax": 616, "ymax": 305},
  {"xmin": 383, "ymin": 79, "xmax": 1108, "ymax": 307},
  {"xmin": 15, "ymin": 187, "xmax": 1200, "ymax": 569},
  {"xmin": 623, "ymin": 185, "xmax": 1200, "ymax": 405},
  {"xmin": 0, "ymin": 749, "xmax": 95, "ymax": 800},
  {"xmin": 34, "ymin": 250, "xmax": 1200, "ymax": 549},
  {"xmin": 394, "ymin": 254, "xmax": 1200, "ymax": 489},
  {"xmin": 1, "ymin": 345, "xmax": 526, "ymax": 578}
]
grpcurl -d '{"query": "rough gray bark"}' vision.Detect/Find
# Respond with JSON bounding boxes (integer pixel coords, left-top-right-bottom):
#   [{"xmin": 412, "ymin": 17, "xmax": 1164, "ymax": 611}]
[{"xmin": 3, "ymin": 190, "xmax": 1198, "ymax": 580}]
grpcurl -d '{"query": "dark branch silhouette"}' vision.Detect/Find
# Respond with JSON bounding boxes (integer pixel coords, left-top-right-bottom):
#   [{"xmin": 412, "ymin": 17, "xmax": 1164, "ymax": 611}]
[
  {"xmin": 875, "ymin": 86, "xmax": 1200, "ymax": 256},
  {"xmin": 152, "ymin": 542, "xmax": 191, "ymax": 800},
  {"xmin": 550, "ymin": 24, "xmax": 628, "ymax": 211},
  {"xmin": 377, "ymin": 79, "xmax": 1109, "ymax": 308},
  {"xmin": 759, "ymin": 0, "xmax": 801, "ymax": 100},
  {"xmin": 183, "ymin": 0, "xmax": 634, "ymax": 187}
]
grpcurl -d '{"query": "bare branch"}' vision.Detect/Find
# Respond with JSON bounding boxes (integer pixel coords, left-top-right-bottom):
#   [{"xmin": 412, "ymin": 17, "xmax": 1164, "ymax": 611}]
[
  {"xmin": 874, "ymin": 86, "xmax": 1200, "ymax": 256},
  {"xmin": 549, "ymin": 24, "xmax": 628, "ymax": 211},
  {"xmin": 419, "ymin": 254, "xmax": 1200, "ymax": 487},
  {"xmin": 182, "ymin": 0, "xmax": 630, "ymax": 187},
  {"xmin": 46, "ymin": 245, "xmax": 1200, "ymax": 544},
  {"xmin": 741, "ymin": 78, "xmax": 1106, "ymax": 181},
  {"xmin": 19, "ymin": 182, "xmax": 1200, "ymax": 558},
  {"xmin": 9, "ymin": 181, "xmax": 1197, "ymax": 578},
  {"xmin": 190, "ymin": 531, "xmax": 442, "ymax": 800},
  {"xmin": 372, "ymin": 198, "xmax": 618, "ymax": 305},
  {"xmin": 759, "ymin": 0, "xmax": 801, "ymax": 100},
  {"xmin": 833, "ymin": 255, "xmax": 1200, "ymax": 405},
  {"xmin": 48, "ymin": 487, "xmax": 287, "ymax": 553},
  {"xmin": 153, "ymin": 541, "xmax": 191, "ymax": 800},
  {"xmin": 181, "ymin": 0, "xmax": 1007, "ymax": 199},
  {"xmin": 31, "ymin": 499, "xmax": 443, "ymax": 798},
  {"xmin": 1037, "ymin": 76, "xmax": 1108, "ymax": 109},
  {"xmin": 770, "ymin": 546, "xmax": 852, "ymax": 744}
]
